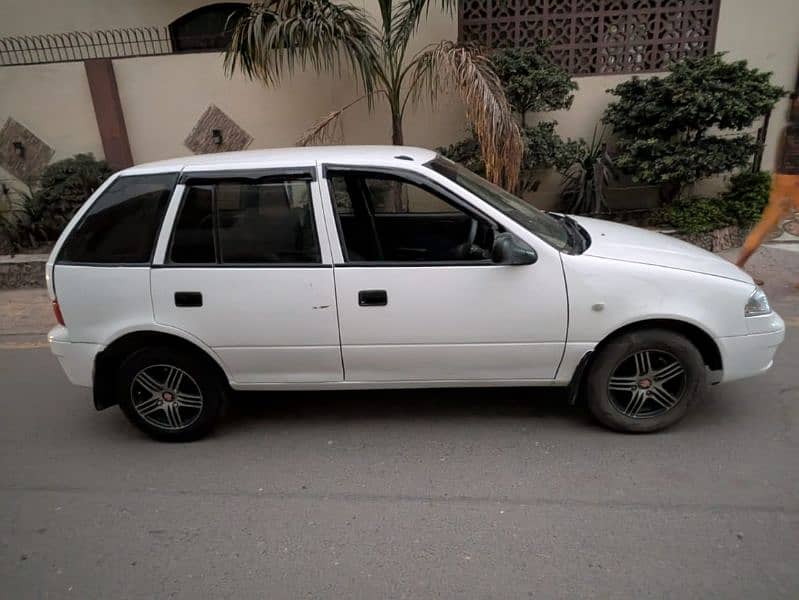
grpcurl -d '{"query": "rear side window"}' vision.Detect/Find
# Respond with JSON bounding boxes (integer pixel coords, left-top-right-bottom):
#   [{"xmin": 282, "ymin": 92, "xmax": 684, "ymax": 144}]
[
  {"xmin": 170, "ymin": 186, "xmax": 215, "ymax": 263},
  {"xmin": 169, "ymin": 178, "xmax": 320, "ymax": 264},
  {"xmin": 59, "ymin": 173, "xmax": 176, "ymax": 264}
]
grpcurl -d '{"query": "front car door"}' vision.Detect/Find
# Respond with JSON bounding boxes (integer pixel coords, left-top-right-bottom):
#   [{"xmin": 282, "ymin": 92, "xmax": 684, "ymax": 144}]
[
  {"xmin": 151, "ymin": 166, "xmax": 342, "ymax": 386},
  {"xmin": 319, "ymin": 163, "xmax": 568, "ymax": 383}
]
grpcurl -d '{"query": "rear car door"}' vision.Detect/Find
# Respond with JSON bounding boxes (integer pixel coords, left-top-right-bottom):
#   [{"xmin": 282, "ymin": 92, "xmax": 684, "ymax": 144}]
[
  {"xmin": 150, "ymin": 168, "xmax": 342, "ymax": 385},
  {"xmin": 321, "ymin": 166, "xmax": 568, "ymax": 383}
]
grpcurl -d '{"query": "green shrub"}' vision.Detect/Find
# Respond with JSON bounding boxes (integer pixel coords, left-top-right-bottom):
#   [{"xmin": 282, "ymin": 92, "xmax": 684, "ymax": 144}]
[
  {"xmin": 523, "ymin": 121, "xmax": 581, "ymax": 174},
  {"xmin": 439, "ymin": 44, "xmax": 578, "ymax": 191},
  {"xmin": 29, "ymin": 154, "xmax": 112, "ymax": 239},
  {"xmin": 1, "ymin": 183, "xmax": 36, "ymax": 251},
  {"xmin": 661, "ymin": 196, "xmax": 733, "ymax": 235},
  {"xmin": 437, "ymin": 136, "xmax": 485, "ymax": 176},
  {"xmin": 660, "ymin": 171, "xmax": 771, "ymax": 234},
  {"xmin": 603, "ymin": 53, "xmax": 785, "ymax": 202},
  {"xmin": 439, "ymin": 122, "xmax": 581, "ymax": 193},
  {"xmin": 490, "ymin": 43, "xmax": 577, "ymax": 116},
  {"xmin": 721, "ymin": 171, "xmax": 771, "ymax": 227}
]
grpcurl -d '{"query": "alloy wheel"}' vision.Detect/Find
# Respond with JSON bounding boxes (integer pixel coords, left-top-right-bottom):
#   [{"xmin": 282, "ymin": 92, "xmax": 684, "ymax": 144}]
[
  {"xmin": 130, "ymin": 364, "xmax": 204, "ymax": 431},
  {"xmin": 607, "ymin": 350, "xmax": 687, "ymax": 419}
]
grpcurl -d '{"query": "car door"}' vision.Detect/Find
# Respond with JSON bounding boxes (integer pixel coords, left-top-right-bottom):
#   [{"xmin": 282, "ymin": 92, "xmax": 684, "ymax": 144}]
[
  {"xmin": 151, "ymin": 167, "xmax": 343, "ymax": 385},
  {"xmin": 321, "ymin": 165, "xmax": 568, "ymax": 383}
]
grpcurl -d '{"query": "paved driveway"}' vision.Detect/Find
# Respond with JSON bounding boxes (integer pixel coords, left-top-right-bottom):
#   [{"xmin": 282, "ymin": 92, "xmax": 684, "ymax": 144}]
[{"xmin": 0, "ymin": 247, "xmax": 797, "ymax": 599}]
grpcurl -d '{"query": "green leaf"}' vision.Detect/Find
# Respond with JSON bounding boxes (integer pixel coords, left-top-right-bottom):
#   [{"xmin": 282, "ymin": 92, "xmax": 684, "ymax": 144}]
[
  {"xmin": 490, "ymin": 43, "xmax": 577, "ymax": 117},
  {"xmin": 603, "ymin": 53, "xmax": 785, "ymax": 192}
]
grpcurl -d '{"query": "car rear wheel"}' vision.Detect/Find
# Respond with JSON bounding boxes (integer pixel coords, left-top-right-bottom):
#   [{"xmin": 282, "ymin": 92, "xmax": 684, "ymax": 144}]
[
  {"xmin": 585, "ymin": 329, "xmax": 706, "ymax": 433},
  {"xmin": 117, "ymin": 346, "xmax": 224, "ymax": 442}
]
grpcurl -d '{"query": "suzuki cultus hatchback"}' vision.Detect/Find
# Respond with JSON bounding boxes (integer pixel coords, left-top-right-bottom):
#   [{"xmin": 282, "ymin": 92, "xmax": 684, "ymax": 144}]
[{"xmin": 47, "ymin": 147, "xmax": 785, "ymax": 440}]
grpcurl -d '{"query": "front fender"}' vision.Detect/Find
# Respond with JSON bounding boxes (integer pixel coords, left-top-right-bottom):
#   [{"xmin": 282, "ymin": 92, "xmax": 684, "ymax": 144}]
[{"xmin": 561, "ymin": 254, "xmax": 753, "ymax": 344}]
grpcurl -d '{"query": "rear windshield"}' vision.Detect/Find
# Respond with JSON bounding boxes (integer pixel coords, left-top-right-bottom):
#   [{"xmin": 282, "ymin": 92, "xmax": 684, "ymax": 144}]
[{"xmin": 59, "ymin": 173, "xmax": 177, "ymax": 264}]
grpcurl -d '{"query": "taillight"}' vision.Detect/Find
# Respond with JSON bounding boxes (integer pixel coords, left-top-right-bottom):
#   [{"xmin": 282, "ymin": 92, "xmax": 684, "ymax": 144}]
[{"xmin": 52, "ymin": 300, "xmax": 65, "ymax": 326}]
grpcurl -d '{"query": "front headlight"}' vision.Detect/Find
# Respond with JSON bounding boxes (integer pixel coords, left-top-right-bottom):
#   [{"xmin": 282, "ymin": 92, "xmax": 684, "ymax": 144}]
[{"xmin": 745, "ymin": 287, "xmax": 772, "ymax": 317}]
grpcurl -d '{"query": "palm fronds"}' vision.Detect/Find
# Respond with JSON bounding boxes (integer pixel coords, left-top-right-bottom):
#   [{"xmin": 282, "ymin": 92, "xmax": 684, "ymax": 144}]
[
  {"xmin": 224, "ymin": 0, "xmax": 381, "ymax": 99},
  {"xmin": 226, "ymin": 1, "xmax": 522, "ymax": 190},
  {"xmin": 408, "ymin": 41, "xmax": 523, "ymax": 190},
  {"xmin": 296, "ymin": 91, "xmax": 386, "ymax": 146},
  {"xmin": 390, "ymin": 0, "xmax": 455, "ymax": 51}
]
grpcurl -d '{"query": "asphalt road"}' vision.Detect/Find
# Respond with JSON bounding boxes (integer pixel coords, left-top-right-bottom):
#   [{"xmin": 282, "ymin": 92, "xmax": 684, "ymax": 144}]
[{"xmin": 1, "ymin": 257, "xmax": 798, "ymax": 598}]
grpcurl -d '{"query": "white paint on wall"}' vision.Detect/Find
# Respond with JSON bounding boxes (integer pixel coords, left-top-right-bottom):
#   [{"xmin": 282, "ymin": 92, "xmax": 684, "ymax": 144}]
[
  {"xmin": 113, "ymin": 52, "xmax": 340, "ymax": 162},
  {"xmin": 0, "ymin": 62, "xmax": 103, "ymax": 161},
  {"xmin": 715, "ymin": 0, "xmax": 799, "ymax": 173}
]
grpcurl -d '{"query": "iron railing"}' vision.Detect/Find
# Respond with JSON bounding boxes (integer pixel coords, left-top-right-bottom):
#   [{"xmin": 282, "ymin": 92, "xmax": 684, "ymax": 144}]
[{"xmin": 0, "ymin": 27, "xmax": 176, "ymax": 66}]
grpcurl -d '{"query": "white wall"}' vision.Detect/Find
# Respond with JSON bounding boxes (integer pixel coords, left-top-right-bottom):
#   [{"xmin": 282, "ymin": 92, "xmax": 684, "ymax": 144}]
[
  {"xmin": 0, "ymin": 62, "xmax": 103, "ymax": 160},
  {"xmin": 113, "ymin": 52, "xmax": 340, "ymax": 162},
  {"xmin": 715, "ymin": 0, "xmax": 799, "ymax": 173}
]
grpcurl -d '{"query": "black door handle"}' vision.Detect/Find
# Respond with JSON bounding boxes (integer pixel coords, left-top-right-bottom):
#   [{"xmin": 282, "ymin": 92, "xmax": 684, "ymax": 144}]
[
  {"xmin": 175, "ymin": 291, "xmax": 203, "ymax": 307},
  {"xmin": 358, "ymin": 289, "xmax": 387, "ymax": 307}
]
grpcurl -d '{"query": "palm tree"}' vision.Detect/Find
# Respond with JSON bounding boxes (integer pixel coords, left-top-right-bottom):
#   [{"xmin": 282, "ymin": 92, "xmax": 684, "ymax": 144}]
[{"xmin": 224, "ymin": 0, "xmax": 523, "ymax": 189}]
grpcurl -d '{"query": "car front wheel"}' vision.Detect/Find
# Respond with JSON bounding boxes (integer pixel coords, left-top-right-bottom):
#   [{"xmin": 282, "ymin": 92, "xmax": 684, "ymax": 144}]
[
  {"xmin": 585, "ymin": 329, "xmax": 706, "ymax": 433},
  {"xmin": 117, "ymin": 346, "xmax": 224, "ymax": 441}
]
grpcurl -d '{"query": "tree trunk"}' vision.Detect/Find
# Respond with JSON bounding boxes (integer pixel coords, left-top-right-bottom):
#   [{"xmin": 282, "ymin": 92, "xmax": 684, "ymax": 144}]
[
  {"xmin": 391, "ymin": 111, "xmax": 404, "ymax": 146},
  {"xmin": 388, "ymin": 107, "xmax": 408, "ymax": 211}
]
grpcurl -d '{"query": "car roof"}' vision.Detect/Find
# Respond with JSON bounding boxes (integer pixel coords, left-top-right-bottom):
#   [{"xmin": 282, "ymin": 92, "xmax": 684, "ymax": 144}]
[{"xmin": 121, "ymin": 145, "xmax": 439, "ymax": 176}]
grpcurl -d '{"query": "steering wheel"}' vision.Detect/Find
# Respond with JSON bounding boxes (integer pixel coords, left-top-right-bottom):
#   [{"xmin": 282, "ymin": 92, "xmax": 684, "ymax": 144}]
[
  {"xmin": 449, "ymin": 217, "xmax": 482, "ymax": 260},
  {"xmin": 467, "ymin": 217, "xmax": 479, "ymax": 248}
]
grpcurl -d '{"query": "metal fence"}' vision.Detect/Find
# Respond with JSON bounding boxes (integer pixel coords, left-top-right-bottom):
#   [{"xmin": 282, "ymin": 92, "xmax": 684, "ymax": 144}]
[{"xmin": 0, "ymin": 27, "xmax": 175, "ymax": 66}]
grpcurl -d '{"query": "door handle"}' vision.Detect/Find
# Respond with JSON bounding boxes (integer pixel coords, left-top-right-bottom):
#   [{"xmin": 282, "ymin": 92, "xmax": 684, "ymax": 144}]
[
  {"xmin": 175, "ymin": 291, "xmax": 203, "ymax": 307},
  {"xmin": 358, "ymin": 289, "xmax": 387, "ymax": 307}
]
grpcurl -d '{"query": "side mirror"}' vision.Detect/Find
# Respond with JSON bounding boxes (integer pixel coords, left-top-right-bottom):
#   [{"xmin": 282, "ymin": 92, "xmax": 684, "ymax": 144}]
[{"xmin": 491, "ymin": 233, "xmax": 538, "ymax": 265}]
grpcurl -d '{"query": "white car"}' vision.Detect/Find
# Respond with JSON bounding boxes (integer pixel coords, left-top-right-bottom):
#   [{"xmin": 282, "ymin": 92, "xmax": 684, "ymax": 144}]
[{"xmin": 47, "ymin": 146, "xmax": 785, "ymax": 441}]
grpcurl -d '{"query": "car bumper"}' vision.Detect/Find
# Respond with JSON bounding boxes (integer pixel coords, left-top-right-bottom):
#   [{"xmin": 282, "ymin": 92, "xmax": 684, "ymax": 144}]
[
  {"xmin": 48, "ymin": 326, "xmax": 102, "ymax": 388},
  {"xmin": 717, "ymin": 312, "xmax": 786, "ymax": 383}
]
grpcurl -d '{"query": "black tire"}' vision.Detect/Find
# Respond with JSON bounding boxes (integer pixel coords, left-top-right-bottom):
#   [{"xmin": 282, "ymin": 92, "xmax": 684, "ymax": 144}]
[
  {"xmin": 117, "ymin": 345, "xmax": 225, "ymax": 442},
  {"xmin": 585, "ymin": 329, "xmax": 705, "ymax": 433}
]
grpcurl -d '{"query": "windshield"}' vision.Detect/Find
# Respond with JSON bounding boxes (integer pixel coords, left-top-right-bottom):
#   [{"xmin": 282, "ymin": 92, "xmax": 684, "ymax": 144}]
[{"xmin": 426, "ymin": 156, "xmax": 570, "ymax": 251}]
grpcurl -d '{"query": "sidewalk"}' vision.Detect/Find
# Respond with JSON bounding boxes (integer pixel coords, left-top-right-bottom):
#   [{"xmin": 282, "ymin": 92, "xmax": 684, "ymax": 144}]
[
  {"xmin": 720, "ymin": 244, "xmax": 799, "ymax": 306},
  {"xmin": 0, "ymin": 288, "xmax": 54, "ymax": 349}
]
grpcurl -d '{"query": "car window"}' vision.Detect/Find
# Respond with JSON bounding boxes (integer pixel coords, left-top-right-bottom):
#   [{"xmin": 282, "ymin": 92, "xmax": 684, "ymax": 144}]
[
  {"xmin": 170, "ymin": 186, "xmax": 215, "ymax": 263},
  {"xmin": 427, "ymin": 157, "xmax": 570, "ymax": 251},
  {"xmin": 328, "ymin": 171, "xmax": 494, "ymax": 263},
  {"xmin": 329, "ymin": 176, "xmax": 353, "ymax": 214},
  {"xmin": 364, "ymin": 178, "xmax": 458, "ymax": 214},
  {"xmin": 58, "ymin": 173, "xmax": 176, "ymax": 264},
  {"xmin": 169, "ymin": 178, "xmax": 320, "ymax": 264}
]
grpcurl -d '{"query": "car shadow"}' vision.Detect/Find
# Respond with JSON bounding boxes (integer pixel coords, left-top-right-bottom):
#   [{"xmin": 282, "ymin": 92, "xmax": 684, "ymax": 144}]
[
  {"xmin": 86, "ymin": 384, "xmax": 744, "ymax": 443},
  {"xmin": 221, "ymin": 386, "xmax": 594, "ymax": 430}
]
